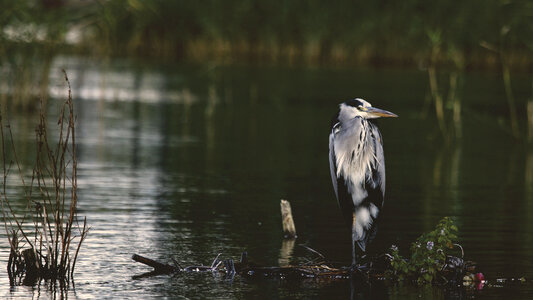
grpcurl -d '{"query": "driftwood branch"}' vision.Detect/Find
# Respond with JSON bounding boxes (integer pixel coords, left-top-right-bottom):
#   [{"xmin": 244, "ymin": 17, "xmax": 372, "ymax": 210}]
[
  {"xmin": 132, "ymin": 254, "xmax": 177, "ymax": 274},
  {"xmin": 131, "ymin": 251, "xmax": 356, "ymax": 280}
]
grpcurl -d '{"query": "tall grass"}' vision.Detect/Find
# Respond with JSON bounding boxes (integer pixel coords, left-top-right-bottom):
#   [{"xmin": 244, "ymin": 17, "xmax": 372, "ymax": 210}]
[{"xmin": 1, "ymin": 70, "xmax": 88, "ymax": 285}]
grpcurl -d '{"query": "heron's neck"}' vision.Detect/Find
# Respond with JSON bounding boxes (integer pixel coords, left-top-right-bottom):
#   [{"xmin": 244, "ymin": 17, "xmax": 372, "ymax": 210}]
[{"xmin": 336, "ymin": 118, "xmax": 376, "ymax": 182}]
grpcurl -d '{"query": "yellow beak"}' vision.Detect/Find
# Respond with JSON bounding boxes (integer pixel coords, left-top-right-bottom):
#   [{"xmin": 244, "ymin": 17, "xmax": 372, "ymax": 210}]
[{"xmin": 366, "ymin": 107, "xmax": 398, "ymax": 118}]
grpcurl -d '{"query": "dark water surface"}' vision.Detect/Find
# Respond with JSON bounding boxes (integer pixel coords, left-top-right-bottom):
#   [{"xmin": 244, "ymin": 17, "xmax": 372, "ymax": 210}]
[{"xmin": 1, "ymin": 57, "xmax": 532, "ymax": 299}]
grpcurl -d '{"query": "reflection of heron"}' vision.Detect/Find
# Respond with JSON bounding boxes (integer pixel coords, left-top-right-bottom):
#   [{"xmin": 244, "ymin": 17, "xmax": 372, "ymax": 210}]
[{"xmin": 328, "ymin": 98, "xmax": 397, "ymax": 270}]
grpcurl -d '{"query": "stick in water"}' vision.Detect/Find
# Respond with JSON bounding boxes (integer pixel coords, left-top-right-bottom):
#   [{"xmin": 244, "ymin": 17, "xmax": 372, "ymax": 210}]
[{"xmin": 280, "ymin": 199, "xmax": 297, "ymax": 238}]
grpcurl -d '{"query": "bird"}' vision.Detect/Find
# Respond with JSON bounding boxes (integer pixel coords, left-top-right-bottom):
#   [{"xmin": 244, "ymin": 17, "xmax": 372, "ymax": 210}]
[{"xmin": 328, "ymin": 98, "xmax": 397, "ymax": 270}]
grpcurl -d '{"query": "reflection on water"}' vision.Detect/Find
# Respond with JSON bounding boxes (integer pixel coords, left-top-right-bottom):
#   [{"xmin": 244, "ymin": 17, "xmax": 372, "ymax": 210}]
[
  {"xmin": 1, "ymin": 57, "xmax": 532, "ymax": 299},
  {"xmin": 46, "ymin": 57, "xmax": 199, "ymax": 104}
]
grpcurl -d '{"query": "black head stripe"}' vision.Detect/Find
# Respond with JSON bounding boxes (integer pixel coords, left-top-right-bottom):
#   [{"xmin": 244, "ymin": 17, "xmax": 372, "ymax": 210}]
[{"xmin": 345, "ymin": 99, "xmax": 363, "ymax": 108}]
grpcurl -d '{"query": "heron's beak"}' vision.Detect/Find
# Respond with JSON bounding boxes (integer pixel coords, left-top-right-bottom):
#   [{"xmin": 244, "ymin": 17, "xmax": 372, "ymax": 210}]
[{"xmin": 366, "ymin": 107, "xmax": 398, "ymax": 118}]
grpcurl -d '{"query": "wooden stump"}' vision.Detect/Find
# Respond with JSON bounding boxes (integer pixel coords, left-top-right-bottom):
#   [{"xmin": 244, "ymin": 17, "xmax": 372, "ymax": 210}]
[{"xmin": 280, "ymin": 199, "xmax": 297, "ymax": 238}]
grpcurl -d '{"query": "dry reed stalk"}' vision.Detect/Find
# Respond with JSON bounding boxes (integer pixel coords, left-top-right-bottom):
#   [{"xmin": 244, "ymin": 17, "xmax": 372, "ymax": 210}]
[{"xmin": 0, "ymin": 69, "xmax": 88, "ymax": 285}]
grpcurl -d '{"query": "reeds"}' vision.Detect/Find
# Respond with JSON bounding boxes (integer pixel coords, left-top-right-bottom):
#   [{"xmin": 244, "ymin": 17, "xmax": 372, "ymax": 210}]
[
  {"xmin": 1, "ymin": 70, "xmax": 88, "ymax": 285},
  {"xmin": 424, "ymin": 30, "xmax": 465, "ymax": 143}
]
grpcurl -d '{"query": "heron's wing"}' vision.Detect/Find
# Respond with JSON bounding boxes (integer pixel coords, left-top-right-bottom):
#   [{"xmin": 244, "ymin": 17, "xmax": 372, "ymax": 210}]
[
  {"xmin": 329, "ymin": 122, "xmax": 357, "ymax": 226},
  {"xmin": 328, "ymin": 124, "xmax": 340, "ymax": 200}
]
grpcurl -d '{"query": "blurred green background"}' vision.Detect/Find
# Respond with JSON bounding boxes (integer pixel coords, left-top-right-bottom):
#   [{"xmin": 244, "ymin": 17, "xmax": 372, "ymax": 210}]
[
  {"xmin": 1, "ymin": 0, "xmax": 532, "ymax": 134},
  {"xmin": 2, "ymin": 0, "xmax": 532, "ymax": 139},
  {"xmin": 2, "ymin": 0, "xmax": 532, "ymax": 67}
]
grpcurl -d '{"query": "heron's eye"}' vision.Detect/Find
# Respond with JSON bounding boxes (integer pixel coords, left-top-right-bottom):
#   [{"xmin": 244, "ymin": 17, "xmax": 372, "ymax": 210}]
[{"xmin": 358, "ymin": 106, "xmax": 367, "ymax": 111}]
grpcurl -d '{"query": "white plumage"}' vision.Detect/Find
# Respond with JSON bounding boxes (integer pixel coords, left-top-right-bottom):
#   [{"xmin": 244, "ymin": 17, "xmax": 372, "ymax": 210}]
[{"xmin": 328, "ymin": 98, "xmax": 396, "ymax": 267}]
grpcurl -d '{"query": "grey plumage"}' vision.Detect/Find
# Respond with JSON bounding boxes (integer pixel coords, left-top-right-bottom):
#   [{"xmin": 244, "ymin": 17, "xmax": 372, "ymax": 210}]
[{"xmin": 328, "ymin": 98, "xmax": 397, "ymax": 267}]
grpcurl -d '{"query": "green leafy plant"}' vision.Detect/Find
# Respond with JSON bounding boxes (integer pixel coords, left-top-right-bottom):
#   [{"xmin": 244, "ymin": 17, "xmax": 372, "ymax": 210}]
[{"xmin": 387, "ymin": 217, "xmax": 459, "ymax": 284}]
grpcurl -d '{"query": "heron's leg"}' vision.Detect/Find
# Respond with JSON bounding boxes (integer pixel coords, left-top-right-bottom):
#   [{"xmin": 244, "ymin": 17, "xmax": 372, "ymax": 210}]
[{"xmin": 351, "ymin": 212, "xmax": 357, "ymax": 269}]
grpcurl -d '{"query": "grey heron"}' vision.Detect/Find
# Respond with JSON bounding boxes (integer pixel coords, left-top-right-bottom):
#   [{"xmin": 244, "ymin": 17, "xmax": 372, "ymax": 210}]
[{"xmin": 328, "ymin": 98, "xmax": 397, "ymax": 270}]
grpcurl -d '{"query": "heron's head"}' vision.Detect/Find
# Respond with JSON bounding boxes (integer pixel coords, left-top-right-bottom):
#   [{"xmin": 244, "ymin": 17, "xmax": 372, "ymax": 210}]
[{"xmin": 340, "ymin": 98, "xmax": 398, "ymax": 120}]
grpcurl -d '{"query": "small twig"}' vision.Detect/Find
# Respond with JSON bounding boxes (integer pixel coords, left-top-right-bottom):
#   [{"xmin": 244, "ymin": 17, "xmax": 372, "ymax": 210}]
[
  {"xmin": 212, "ymin": 261, "xmax": 222, "ymax": 271},
  {"xmin": 171, "ymin": 258, "xmax": 183, "ymax": 271},
  {"xmin": 210, "ymin": 253, "xmax": 222, "ymax": 269},
  {"xmin": 240, "ymin": 251, "xmax": 248, "ymax": 264},
  {"xmin": 70, "ymin": 217, "xmax": 89, "ymax": 278},
  {"xmin": 299, "ymin": 244, "xmax": 326, "ymax": 260}
]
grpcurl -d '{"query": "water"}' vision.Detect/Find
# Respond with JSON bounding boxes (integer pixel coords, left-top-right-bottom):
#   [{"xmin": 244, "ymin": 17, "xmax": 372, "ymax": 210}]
[{"xmin": 1, "ymin": 57, "xmax": 532, "ymax": 299}]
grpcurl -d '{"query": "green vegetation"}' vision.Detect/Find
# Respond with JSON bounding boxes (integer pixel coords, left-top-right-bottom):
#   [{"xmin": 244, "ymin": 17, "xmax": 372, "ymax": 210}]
[
  {"xmin": 0, "ymin": 0, "xmax": 531, "ymax": 69},
  {"xmin": 387, "ymin": 217, "xmax": 460, "ymax": 284}
]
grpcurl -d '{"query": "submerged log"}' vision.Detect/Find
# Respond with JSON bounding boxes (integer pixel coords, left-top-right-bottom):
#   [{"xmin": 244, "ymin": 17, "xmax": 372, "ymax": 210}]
[
  {"xmin": 131, "ymin": 253, "xmax": 347, "ymax": 278},
  {"xmin": 131, "ymin": 250, "xmax": 396, "ymax": 281},
  {"xmin": 131, "ymin": 254, "xmax": 177, "ymax": 274}
]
